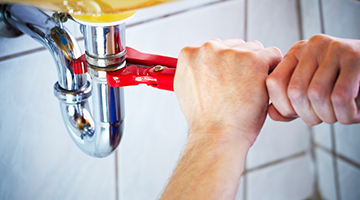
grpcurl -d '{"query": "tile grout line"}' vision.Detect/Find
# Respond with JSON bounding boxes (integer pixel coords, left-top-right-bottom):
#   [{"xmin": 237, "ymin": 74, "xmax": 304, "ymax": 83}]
[
  {"xmin": 330, "ymin": 124, "xmax": 341, "ymax": 200},
  {"xmin": 297, "ymin": 1, "xmax": 319, "ymax": 198},
  {"xmin": 0, "ymin": 36, "xmax": 84, "ymax": 62},
  {"xmin": 314, "ymin": 143, "xmax": 360, "ymax": 170},
  {"xmin": 126, "ymin": 0, "xmax": 232, "ymax": 29},
  {"xmin": 309, "ymin": 126, "xmax": 320, "ymax": 200},
  {"xmin": 243, "ymin": 0, "xmax": 248, "ymax": 199},
  {"xmin": 318, "ymin": 0, "xmax": 325, "ymax": 34},
  {"xmin": 115, "ymin": 150, "xmax": 119, "ymax": 200},
  {"xmin": 244, "ymin": 151, "xmax": 307, "ymax": 174},
  {"xmin": 295, "ymin": 0, "xmax": 304, "ymax": 41},
  {"xmin": 0, "ymin": 47, "xmax": 47, "ymax": 62}
]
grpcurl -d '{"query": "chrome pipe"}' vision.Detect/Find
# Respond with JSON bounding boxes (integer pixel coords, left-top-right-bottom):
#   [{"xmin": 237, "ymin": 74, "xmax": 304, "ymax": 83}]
[
  {"xmin": 2, "ymin": 4, "xmax": 86, "ymax": 91},
  {"xmin": 1, "ymin": 4, "xmax": 125, "ymax": 158},
  {"xmin": 81, "ymin": 23, "xmax": 127, "ymax": 68}
]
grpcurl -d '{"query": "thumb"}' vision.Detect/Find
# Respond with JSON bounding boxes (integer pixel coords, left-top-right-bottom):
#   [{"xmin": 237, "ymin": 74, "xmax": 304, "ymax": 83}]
[{"xmin": 268, "ymin": 103, "xmax": 298, "ymax": 122}]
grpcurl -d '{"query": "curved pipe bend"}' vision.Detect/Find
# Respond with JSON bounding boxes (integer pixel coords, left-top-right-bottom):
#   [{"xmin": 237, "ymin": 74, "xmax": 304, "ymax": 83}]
[{"xmin": 2, "ymin": 4, "xmax": 124, "ymax": 157}]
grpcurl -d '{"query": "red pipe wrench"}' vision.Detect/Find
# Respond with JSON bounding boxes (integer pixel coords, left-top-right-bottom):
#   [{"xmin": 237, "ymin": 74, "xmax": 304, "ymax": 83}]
[
  {"xmin": 71, "ymin": 47, "xmax": 177, "ymax": 91},
  {"xmin": 107, "ymin": 47, "xmax": 177, "ymax": 91}
]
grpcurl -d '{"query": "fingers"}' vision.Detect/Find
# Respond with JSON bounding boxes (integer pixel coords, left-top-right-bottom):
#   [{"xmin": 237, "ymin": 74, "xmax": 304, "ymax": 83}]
[
  {"xmin": 287, "ymin": 45, "xmax": 322, "ymax": 125},
  {"xmin": 268, "ymin": 104, "xmax": 297, "ymax": 122},
  {"xmin": 332, "ymin": 58, "xmax": 360, "ymax": 124},
  {"xmin": 221, "ymin": 38, "xmax": 246, "ymax": 48},
  {"xmin": 266, "ymin": 53, "xmax": 299, "ymax": 118},
  {"xmin": 259, "ymin": 46, "xmax": 283, "ymax": 72},
  {"xmin": 307, "ymin": 48, "xmax": 339, "ymax": 123}
]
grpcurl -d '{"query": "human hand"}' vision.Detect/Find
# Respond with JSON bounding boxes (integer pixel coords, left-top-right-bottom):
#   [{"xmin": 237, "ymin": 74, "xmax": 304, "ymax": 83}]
[
  {"xmin": 174, "ymin": 39, "xmax": 282, "ymax": 144},
  {"xmin": 266, "ymin": 34, "xmax": 360, "ymax": 125}
]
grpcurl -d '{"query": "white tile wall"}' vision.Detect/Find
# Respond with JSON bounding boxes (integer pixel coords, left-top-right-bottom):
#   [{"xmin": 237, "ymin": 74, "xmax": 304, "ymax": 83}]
[
  {"xmin": 0, "ymin": 51, "xmax": 116, "ymax": 200},
  {"xmin": 337, "ymin": 159, "xmax": 360, "ymax": 200},
  {"xmin": 128, "ymin": 0, "xmax": 223, "ymax": 25},
  {"xmin": 247, "ymin": 117, "xmax": 310, "ymax": 169},
  {"xmin": 315, "ymin": 148, "xmax": 337, "ymax": 200},
  {"xmin": 247, "ymin": 0, "xmax": 301, "ymax": 53},
  {"xmin": 300, "ymin": 0, "xmax": 322, "ymax": 39},
  {"xmin": 126, "ymin": 0, "xmax": 245, "ymax": 57},
  {"xmin": 118, "ymin": 1, "xmax": 246, "ymax": 199},
  {"xmin": 313, "ymin": 123, "xmax": 332, "ymax": 150},
  {"xmin": 322, "ymin": 0, "xmax": 360, "ymax": 39},
  {"xmin": 247, "ymin": 155, "xmax": 313, "ymax": 200},
  {"xmin": 235, "ymin": 176, "xmax": 245, "ymax": 200},
  {"xmin": 334, "ymin": 123, "xmax": 360, "ymax": 165}
]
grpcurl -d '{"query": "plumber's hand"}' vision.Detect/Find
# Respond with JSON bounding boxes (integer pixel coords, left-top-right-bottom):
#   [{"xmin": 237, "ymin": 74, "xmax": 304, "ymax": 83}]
[
  {"xmin": 267, "ymin": 34, "xmax": 360, "ymax": 125},
  {"xmin": 174, "ymin": 39, "xmax": 282, "ymax": 142}
]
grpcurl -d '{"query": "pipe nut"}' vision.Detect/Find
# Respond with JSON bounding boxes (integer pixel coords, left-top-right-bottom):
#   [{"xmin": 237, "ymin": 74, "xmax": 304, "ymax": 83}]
[{"xmin": 54, "ymin": 81, "xmax": 92, "ymax": 103}]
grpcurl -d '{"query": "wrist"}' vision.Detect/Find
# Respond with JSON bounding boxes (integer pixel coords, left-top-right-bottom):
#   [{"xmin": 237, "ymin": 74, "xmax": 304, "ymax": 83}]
[{"xmin": 187, "ymin": 123, "xmax": 258, "ymax": 150}]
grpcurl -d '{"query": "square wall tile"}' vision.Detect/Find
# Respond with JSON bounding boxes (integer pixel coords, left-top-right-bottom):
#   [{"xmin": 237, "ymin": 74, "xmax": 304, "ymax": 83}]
[
  {"xmin": 235, "ymin": 176, "xmax": 245, "ymax": 200},
  {"xmin": 300, "ymin": 0, "xmax": 322, "ymax": 39},
  {"xmin": 126, "ymin": 0, "xmax": 245, "ymax": 57},
  {"xmin": 247, "ymin": 155, "xmax": 313, "ymax": 200},
  {"xmin": 247, "ymin": 118, "xmax": 310, "ymax": 169},
  {"xmin": 334, "ymin": 123, "xmax": 360, "ymax": 166},
  {"xmin": 315, "ymin": 148, "xmax": 337, "ymax": 200},
  {"xmin": 118, "ymin": 86, "xmax": 188, "ymax": 200},
  {"xmin": 248, "ymin": 0, "xmax": 301, "ymax": 53},
  {"xmin": 337, "ymin": 158, "xmax": 360, "ymax": 200},
  {"xmin": 128, "ymin": 0, "xmax": 223, "ymax": 25},
  {"xmin": 0, "ymin": 51, "xmax": 116, "ymax": 200},
  {"xmin": 322, "ymin": 0, "xmax": 360, "ymax": 39},
  {"xmin": 313, "ymin": 123, "xmax": 332, "ymax": 150}
]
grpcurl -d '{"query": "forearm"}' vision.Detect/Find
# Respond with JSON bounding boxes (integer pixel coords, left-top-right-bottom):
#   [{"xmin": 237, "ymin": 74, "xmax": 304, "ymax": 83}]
[{"xmin": 160, "ymin": 128, "xmax": 254, "ymax": 200}]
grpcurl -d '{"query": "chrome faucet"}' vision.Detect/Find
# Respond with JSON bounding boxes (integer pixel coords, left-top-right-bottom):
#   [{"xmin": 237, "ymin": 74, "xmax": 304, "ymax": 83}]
[{"xmin": 0, "ymin": 4, "xmax": 125, "ymax": 157}]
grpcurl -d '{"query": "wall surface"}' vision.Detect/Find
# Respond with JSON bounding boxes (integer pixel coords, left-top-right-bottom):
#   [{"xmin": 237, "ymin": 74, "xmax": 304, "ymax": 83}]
[
  {"xmin": 301, "ymin": 0, "xmax": 360, "ymax": 199},
  {"xmin": 0, "ymin": 0, "xmax": 359, "ymax": 200}
]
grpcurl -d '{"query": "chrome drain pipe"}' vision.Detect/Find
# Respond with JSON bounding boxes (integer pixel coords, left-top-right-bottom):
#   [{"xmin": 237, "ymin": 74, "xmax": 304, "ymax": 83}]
[{"xmin": 1, "ymin": 4, "xmax": 125, "ymax": 158}]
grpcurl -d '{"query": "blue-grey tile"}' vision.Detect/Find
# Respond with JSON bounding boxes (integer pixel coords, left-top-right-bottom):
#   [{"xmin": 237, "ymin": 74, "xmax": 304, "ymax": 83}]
[
  {"xmin": 126, "ymin": 0, "xmax": 245, "ymax": 57},
  {"xmin": 313, "ymin": 123, "xmax": 332, "ymax": 150},
  {"xmin": 322, "ymin": 0, "xmax": 360, "ymax": 39},
  {"xmin": 248, "ymin": 0, "xmax": 301, "ymax": 53},
  {"xmin": 235, "ymin": 176, "xmax": 245, "ymax": 200},
  {"xmin": 315, "ymin": 148, "xmax": 337, "ymax": 200},
  {"xmin": 128, "ymin": 0, "xmax": 223, "ymax": 25},
  {"xmin": 300, "ymin": 0, "xmax": 322, "ymax": 39},
  {"xmin": 0, "ymin": 51, "xmax": 116, "ymax": 200},
  {"xmin": 247, "ymin": 155, "xmax": 313, "ymax": 200},
  {"xmin": 247, "ymin": 118, "xmax": 310, "ymax": 169},
  {"xmin": 334, "ymin": 123, "xmax": 360, "ymax": 166},
  {"xmin": 337, "ymin": 158, "xmax": 360, "ymax": 200}
]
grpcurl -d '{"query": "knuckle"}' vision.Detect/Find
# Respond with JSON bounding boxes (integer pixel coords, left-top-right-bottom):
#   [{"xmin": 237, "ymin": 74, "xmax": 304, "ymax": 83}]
[
  {"xmin": 250, "ymin": 40, "xmax": 264, "ymax": 48},
  {"xmin": 305, "ymin": 120, "xmax": 322, "ymax": 126},
  {"xmin": 308, "ymin": 34, "xmax": 331, "ymax": 44},
  {"xmin": 234, "ymin": 38, "xmax": 245, "ymax": 43},
  {"xmin": 342, "ymin": 48, "xmax": 360, "ymax": 62},
  {"xmin": 179, "ymin": 46, "xmax": 197, "ymax": 59},
  {"xmin": 307, "ymin": 83, "xmax": 324, "ymax": 103},
  {"xmin": 266, "ymin": 74, "xmax": 285, "ymax": 93},
  {"xmin": 338, "ymin": 114, "xmax": 353, "ymax": 124},
  {"xmin": 328, "ymin": 40, "xmax": 343, "ymax": 52},
  {"xmin": 269, "ymin": 46, "xmax": 283, "ymax": 57},
  {"xmin": 331, "ymin": 87, "xmax": 349, "ymax": 106},
  {"xmin": 242, "ymin": 51, "xmax": 258, "ymax": 60},
  {"xmin": 287, "ymin": 84, "xmax": 304, "ymax": 103}
]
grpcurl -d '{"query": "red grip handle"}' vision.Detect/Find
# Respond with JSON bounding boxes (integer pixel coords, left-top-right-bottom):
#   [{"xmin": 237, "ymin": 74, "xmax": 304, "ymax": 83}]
[{"xmin": 107, "ymin": 47, "xmax": 177, "ymax": 91}]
